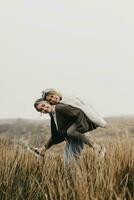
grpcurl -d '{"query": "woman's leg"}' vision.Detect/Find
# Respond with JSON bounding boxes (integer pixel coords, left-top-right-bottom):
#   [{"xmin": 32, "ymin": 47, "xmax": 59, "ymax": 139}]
[
  {"xmin": 67, "ymin": 123, "xmax": 96, "ymax": 146},
  {"xmin": 67, "ymin": 125, "xmax": 106, "ymax": 157}
]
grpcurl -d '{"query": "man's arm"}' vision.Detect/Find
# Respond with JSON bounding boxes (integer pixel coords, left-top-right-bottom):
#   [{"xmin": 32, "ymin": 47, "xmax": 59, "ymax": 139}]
[
  {"xmin": 44, "ymin": 136, "xmax": 53, "ymax": 150},
  {"xmin": 45, "ymin": 134, "xmax": 65, "ymax": 150},
  {"xmin": 39, "ymin": 134, "xmax": 65, "ymax": 157}
]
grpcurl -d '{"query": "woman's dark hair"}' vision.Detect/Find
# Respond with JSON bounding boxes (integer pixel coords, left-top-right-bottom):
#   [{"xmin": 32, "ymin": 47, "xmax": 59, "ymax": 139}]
[{"xmin": 41, "ymin": 89, "xmax": 62, "ymax": 100}]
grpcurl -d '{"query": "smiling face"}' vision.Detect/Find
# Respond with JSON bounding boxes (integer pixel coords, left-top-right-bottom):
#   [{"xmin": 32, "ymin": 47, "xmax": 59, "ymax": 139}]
[
  {"xmin": 46, "ymin": 94, "xmax": 61, "ymax": 105},
  {"xmin": 36, "ymin": 101, "xmax": 52, "ymax": 113}
]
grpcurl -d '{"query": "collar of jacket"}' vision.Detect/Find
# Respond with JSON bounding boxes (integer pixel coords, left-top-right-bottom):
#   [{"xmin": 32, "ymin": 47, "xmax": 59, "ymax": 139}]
[{"xmin": 51, "ymin": 105, "xmax": 56, "ymax": 115}]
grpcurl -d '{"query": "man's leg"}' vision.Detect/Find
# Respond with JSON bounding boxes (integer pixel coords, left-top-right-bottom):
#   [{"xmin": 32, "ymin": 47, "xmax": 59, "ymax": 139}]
[
  {"xmin": 64, "ymin": 139, "xmax": 84, "ymax": 165},
  {"xmin": 64, "ymin": 124, "xmax": 84, "ymax": 165}
]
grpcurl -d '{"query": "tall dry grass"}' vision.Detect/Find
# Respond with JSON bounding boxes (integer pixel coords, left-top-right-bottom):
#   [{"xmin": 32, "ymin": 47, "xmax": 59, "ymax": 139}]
[{"xmin": 0, "ymin": 137, "xmax": 134, "ymax": 200}]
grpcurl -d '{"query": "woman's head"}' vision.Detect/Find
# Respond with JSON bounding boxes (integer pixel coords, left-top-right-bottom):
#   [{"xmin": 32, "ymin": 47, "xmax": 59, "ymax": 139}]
[
  {"xmin": 34, "ymin": 98, "xmax": 52, "ymax": 113},
  {"xmin": 41, "ymin": 89, "xmax": 62, "ymax": 105}
]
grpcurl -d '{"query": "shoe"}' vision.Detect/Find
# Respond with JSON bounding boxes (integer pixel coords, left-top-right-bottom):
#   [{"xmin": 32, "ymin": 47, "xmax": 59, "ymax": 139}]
[
  {"xmin": 27, "ymin": 146, "xmax": 46, "ymax": 158},
  {"xmin": 99, "ymin": 146, "xmax": 106, "ymax": 158},
  {"xmin": 95, "ymin": 145, "xmax": 106, "ymax": 158},
  {"xmin": 27, "ymin": 147, "xmax": 40, "ymax": 157}
]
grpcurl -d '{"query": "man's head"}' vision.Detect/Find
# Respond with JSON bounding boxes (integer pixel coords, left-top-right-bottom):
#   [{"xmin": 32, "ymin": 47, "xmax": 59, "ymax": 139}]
[
  {"xmin": 34, "ymin": 98, "xmax": 53, "ymax": 113},
  {"xmin": 41, "ymin": 89, "xmax": 62, "ymax": 105}
]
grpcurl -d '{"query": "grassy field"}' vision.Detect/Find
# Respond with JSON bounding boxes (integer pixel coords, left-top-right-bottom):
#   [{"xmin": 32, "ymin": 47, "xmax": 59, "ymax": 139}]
[{"xmin": 0, "ymin": 117, "xmax": 134, "ymax": 200}]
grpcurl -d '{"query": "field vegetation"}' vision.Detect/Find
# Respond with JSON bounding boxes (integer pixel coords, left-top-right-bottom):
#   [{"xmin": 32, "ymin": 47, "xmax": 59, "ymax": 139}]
[{"xmin": 0, "ymin": 117, "xmax": 134, "ymax": 200}]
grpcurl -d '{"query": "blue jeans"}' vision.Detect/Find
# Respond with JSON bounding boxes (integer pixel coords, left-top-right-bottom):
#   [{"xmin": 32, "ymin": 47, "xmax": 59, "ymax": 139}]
[{"xmin": 64, "ymin": 139, "xmax": 84, "ymax": 165}]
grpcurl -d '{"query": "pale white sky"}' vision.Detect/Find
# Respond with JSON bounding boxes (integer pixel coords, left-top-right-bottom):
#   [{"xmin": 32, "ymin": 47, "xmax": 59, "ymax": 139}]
[{"xmin": 0, "ymin": 0, "xmax": 134, "ymax": 119}]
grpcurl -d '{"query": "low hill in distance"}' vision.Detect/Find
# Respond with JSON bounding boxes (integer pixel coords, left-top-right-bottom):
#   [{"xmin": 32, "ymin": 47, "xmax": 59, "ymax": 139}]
[{"xmin": 0, "ymin": 116, "xmax": 134, "ymax": 146}]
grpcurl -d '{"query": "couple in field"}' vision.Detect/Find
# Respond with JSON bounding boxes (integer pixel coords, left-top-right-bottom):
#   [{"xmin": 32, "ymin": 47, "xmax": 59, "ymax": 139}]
[{"xmin": 33, "ymin": 89, "xmax": 106, "ymax": 164}]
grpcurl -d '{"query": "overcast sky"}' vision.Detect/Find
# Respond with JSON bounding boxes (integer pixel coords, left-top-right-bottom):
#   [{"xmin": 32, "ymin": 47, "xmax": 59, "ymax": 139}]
[{"xmin": 0, "ymin": 0, "xmax": 134, "ymax": 119}]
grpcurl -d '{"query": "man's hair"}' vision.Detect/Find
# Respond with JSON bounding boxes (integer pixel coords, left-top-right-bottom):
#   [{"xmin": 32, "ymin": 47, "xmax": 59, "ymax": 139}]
[
  {"xmin": 34, "ymin": 98, "xmax": 44, "ymax": 112},
  {"xmin": 41, "ymin": 89, "xmax": 62, "ymax": 100}
]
